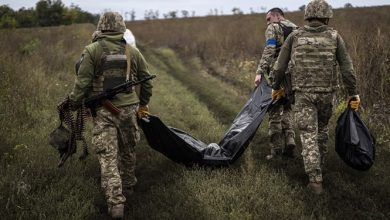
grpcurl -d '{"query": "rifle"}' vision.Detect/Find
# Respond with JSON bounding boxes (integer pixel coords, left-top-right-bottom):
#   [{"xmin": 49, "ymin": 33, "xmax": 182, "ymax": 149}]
[
  {"xmin": 282, "ymin": 72, "xmax": 294, "ymax": 108},
  {"xmin": 84, "ymin": 75, "xmax": 156, "ymax": 117}
]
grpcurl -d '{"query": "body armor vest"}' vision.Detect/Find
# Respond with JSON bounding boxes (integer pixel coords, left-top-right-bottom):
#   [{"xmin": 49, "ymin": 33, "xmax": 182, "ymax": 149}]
[
  {"xmin": 92, "ymin": 40, "xmax": 133, "ymax": 96},
  {"xmin": 291, "ymin": 28, "xmax": 338, "ymax": 92}
]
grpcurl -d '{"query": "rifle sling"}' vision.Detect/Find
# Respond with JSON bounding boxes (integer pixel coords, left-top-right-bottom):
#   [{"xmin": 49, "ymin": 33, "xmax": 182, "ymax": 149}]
[{"xmin": 101, "ymin": 99, "xmax": 121, "ymax": 115}]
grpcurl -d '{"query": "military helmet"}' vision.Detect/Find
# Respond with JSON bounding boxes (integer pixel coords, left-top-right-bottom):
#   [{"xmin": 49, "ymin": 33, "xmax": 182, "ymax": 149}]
[
  {"xmin": 97, "ymin": 12, "xmax": 126, "ymax": 33},
  {"xmin": 304, "ymin": 0, "xmax": 333, "ymax": 20},
  {"xmin": 49, "ymin": 124, "xmax": 70, "ymax": 155}
]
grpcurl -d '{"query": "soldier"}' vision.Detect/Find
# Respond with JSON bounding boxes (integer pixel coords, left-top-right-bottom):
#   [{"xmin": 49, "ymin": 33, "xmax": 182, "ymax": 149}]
[
  {"xmin": 69, "ymin": 12, "xmax": 153, "ymax": 218},
  {"xmin": 254, "ymin": 8, "xmax": 297, "ymax": 160},
  {"xmin": 271, "ymin": 0, "xmax": 360, "ymax": 194}
]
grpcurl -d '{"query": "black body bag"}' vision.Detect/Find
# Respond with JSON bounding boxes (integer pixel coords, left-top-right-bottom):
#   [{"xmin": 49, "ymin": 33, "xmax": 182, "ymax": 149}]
[
  {"xmin": 335, "ymin": 108, "xmax": 375, "ymax": 171},
  {"xmin": 139, "ymin": 79, "xmax": 272, "ymax": 167}
]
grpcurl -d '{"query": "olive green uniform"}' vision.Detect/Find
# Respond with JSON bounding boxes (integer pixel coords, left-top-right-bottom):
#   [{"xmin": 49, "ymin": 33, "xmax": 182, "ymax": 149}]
[
  {"xmin": 256, "ymin": 19, "xmax": 297, "ymax": 156},
  {"xmin": 69, "ymin": 32, "xmax": 153, "ymax": 206},
  {"xmin": 272, "ymin": 21, "xmax": 357, "ymax": 182}
]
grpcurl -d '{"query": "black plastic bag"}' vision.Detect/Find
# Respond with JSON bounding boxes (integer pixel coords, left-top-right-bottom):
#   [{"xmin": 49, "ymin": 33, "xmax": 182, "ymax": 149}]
[
  {"xmin": 335, "ymin": 108, "xmax": 375, "ymax": 171},
  {"xmin": 139, "ymin": 79, "xmax": 272, "ymax": 166}
]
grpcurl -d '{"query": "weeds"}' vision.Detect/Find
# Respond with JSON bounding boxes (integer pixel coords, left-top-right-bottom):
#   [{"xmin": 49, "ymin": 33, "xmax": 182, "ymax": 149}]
[{"xmin": 1, "ymin": 9, "xmax": 389, "ymax": 219}]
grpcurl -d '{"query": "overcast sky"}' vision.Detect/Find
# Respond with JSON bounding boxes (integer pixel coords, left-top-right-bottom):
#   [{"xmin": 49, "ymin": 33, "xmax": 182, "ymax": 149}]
[{"xmin": 3, "ymin": 0, "xmax": 390, "ymax": 20}]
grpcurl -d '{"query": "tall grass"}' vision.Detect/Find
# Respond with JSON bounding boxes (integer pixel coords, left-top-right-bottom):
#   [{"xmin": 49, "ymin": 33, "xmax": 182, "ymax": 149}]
[
  {"xmin": 1, "ymin": 9, "xmax": 389, "ymax": 219},
  {"xmin": 127, "ymin": 6, "xmax": 390, "ymax": 107}
]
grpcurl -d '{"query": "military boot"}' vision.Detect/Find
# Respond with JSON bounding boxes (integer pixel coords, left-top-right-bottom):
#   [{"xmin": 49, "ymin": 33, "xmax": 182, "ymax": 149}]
[
  {"xmin": 123, "ymin": 187, "xmax": 134, "ymax": 200},
  {"xmin": 267, "ymin": 133, "xmax": 284, "ymax": 160},
  {"xmin": 109, "ymin": 204, "xmax": 124, "ymax": 219},
  {"xmin": 266, "ymin": 148, "xmax": 282, "ymax": 160},
  {"xmin": 307, "ymin": 182, "xmax": 324, "ymax": 195},
  {"xmin": 283, "ymin": 132, "xmax": 296, "ymax": 158}
]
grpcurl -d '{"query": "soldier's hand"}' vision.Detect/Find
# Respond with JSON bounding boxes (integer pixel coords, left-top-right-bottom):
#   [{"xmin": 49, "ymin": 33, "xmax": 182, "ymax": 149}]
[
  {"xmin": 254, "ymin": 74, "xmax": 262, "ymax": 87},
  {"xmin": 272, "ymin": 88, "xmax": 285, "ymax": 100},
  {"xmin": 348, "ymin": 95, "xmax": 360, "ymax": 111},
  {"xmin": 137, "ymin": 105, "xmax": 150, "ymax": 119}
]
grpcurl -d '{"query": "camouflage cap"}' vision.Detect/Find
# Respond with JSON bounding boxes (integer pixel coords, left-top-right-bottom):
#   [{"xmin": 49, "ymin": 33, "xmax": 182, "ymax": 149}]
[
  {"xmin": 304, "ymin": 0, "xmax": 333, "ymax": 20},
  {"xmin": 97, "ymin": 12, "xmax": 126, "ymax": 33}
]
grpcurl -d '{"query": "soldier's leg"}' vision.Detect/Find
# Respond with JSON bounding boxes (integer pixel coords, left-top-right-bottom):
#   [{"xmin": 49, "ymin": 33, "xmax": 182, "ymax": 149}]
[
  {"xmin": 92, "ymin": 109, "xmax": 126, "ymax": 207},
  {"xmin": 317, "ymin": 93, "xmax": 335, "ymax": 168},
  {"xmin": 295, "ymin": 93, "xmax": 322, "ymax": 184},
  {"xmin": 117, "ymin": 105, "xmax": 140, "ymax": 196},
  {"xmin": 267, "ymin": 104, "xmax": 284, "ymax": 160},
  {"xmin": 281, "ymin": 105, "xmax": 296, "ymax": 157}
]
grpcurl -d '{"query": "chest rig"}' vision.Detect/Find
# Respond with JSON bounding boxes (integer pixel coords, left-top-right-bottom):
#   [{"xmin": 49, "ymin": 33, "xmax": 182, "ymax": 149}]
[
  {"xmin": 290, "ymin": 28, "xmax": 338, "ymax": 92},
  {"xmin": 92, "ymin": 40, "xmax": 133, "ymax": 96}
]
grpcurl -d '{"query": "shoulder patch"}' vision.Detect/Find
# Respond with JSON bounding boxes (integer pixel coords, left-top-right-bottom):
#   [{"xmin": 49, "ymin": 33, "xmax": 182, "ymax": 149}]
[{"xmin": 266, "ymin": 39, "xmax": 277, "ymax": 46}]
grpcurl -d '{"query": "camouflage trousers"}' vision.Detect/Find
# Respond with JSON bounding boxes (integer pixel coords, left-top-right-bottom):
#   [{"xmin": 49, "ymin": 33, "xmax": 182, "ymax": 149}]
[
  {"xmin": 294, "ymin": 92, "xmax": 335, "ymax": 183},
  {"xmin": 92, "ymin": 104, "xmax": 140, "ymax": 206},
  {"xmin": 268, "ymin": 103, "xmax": 295, "ymax": 152}
]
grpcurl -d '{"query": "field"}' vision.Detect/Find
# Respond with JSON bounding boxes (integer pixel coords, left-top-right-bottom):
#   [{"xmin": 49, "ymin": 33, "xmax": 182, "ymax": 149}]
[{"xmin": 0, "ymin": 6, "xmax": 389, "ymax": 219}]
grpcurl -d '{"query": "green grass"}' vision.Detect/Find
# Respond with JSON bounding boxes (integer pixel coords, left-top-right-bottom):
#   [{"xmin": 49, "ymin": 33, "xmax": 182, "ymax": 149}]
[{"xmin": 0, "ymin": 24, "xmax": 389, "ymax": 220}]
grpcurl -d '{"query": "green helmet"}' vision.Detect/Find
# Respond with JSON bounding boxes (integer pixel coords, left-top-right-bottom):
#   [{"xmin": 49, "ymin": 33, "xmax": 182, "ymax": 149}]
[
  {"xmin": 49, "ymin": 124, "xmax": 70, "ymax": 155},
  {"xmin": 304, "ymin": 0, "xmax": 333, "ymax": 20},
  {"xmin": 97, "ymin": 12, "xmax": 126, "ymax": 33}
]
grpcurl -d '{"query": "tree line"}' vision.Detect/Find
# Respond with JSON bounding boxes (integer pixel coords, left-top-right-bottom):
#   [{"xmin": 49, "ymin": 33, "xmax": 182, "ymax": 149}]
[
  {"xmin": 1, "ymin": 1, "xmax": 356, "ymax": 28},
  {"xmin": 0, "ymin": 0, "xmax": 98, "ymax": 29}
]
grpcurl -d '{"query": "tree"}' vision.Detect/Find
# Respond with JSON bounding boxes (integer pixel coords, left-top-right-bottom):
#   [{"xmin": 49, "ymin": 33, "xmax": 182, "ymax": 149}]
[
  {"xmin": 181, "ymin": 10, "xmax": 189, "ymax": 18},
  {"xmin": 344, "ymin": 3, "xmax": 353, "ymax": 8},
  {"xmin": 299, "ymin": 5, "xmax": 306, "ymax": 11},
  {"xmin": 16, "ymin": 7, "xmax": 37, "ymax": 27},
  {"xmin": 163, "ymin": 10, "xmax": 177, "ymax": 19},
  {"xmin": 36, "ymin": 0, "xmax": 64, "ymax": 26},
  {"xmin": 232, "ymin": 7, "xmax": 243, "ymax": 15},
  {"xmin": 0, "ymin": 5, "xmax": 18, "ymax": 28},
  {"xmin": 130, "ymin": 9, "xmax": 136, "ymax": 21}
]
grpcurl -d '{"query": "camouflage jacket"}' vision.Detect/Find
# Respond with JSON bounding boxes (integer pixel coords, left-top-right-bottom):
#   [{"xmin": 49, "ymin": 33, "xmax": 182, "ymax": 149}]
[
  {"xmin": 272, "ymin": 21, "xmax": 357, "ymax": 96},
  {"xmin": 70, "ymin": 32, "xmax": 153, "ymax": 107},
  {"xmin": 256, "ymin": 19, "xmax": 297, "ymax": 83}
]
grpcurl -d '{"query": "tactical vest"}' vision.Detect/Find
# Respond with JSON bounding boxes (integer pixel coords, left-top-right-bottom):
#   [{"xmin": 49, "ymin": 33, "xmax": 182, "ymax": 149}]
[
  {"xmin": 290, "ymin": 28, "xmax": 338, "ymax": 92},
  {"xmin": 92, "ymin": 40, "xmax": 133, "ymax": 96}
]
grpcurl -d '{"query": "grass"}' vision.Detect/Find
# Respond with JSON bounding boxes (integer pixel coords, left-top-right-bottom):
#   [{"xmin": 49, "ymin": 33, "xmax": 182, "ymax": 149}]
[{"xmin": 0, "ymin": 9, "xmax": 389, "ymax": 219}]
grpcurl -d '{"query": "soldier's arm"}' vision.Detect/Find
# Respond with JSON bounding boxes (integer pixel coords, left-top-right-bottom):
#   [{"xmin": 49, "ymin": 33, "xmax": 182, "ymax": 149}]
[
  {"xmin": 336, "ymin": 34, "xmax": 358, "ymax": 96},
  {"xmin": 272, "ymin": 34, "xmax": 293, "ymax": 90},
  {"xmin": 69, "ymin": 47, "xmax": 95, "ymax": 105},
  {"xmin": 133, "ymin": 48, "xmax": 153, "ymax": 106},
  {"xmin": 256, "ymin": 24, "xmax": 278, "ymax": 76}
]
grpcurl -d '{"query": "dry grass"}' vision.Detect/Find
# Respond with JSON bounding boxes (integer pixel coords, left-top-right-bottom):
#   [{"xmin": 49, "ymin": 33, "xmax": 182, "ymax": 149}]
[
  {"xmin": 0, "ymin": 7, "xmax": 389, "ymax": 219},
  {"xmin": 127, "ymin": 6, "xmax": 390, "ymax": 107}
]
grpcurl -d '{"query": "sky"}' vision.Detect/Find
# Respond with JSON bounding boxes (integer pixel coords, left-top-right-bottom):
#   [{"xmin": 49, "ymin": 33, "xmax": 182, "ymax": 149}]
[{"xmin": 2, "ymin": 0, "xmax": 390, "ymax": 20}]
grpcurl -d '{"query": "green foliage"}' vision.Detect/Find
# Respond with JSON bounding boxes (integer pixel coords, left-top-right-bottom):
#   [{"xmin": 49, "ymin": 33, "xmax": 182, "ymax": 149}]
[
  {"xmin": 0, "ymin": 0, "xmax": 98, "ymax": 29},
  {"xmin": 0, "ymin": 4, "xmax": 18, "ymax": 28},
  {"xmin": 20, "ymin": 38, "xmax": 41, "ymax": 55}
]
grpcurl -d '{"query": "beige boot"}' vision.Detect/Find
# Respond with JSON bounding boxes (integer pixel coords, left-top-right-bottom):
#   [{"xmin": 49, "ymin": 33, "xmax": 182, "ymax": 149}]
[
  {"xmin": 110, "ymin": 203, "xmax": 124, "ymax": 219},
  {"xmin": 307, "ymin": 182, "xmax": 324, "ymax": 195}
]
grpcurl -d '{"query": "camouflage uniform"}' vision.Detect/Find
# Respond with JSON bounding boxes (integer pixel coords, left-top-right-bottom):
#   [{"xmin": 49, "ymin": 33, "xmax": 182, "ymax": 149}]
[
  {"xmin": 272, "ymin": 4, "xmax": 358, "ymax": 183},
  {"xmin": 69, "ymin": 12, "xmax": 153, "ymax": 208},
  {"xmin": 255, "ymin": 19, "xmax": 298, "ymax": 156}
]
